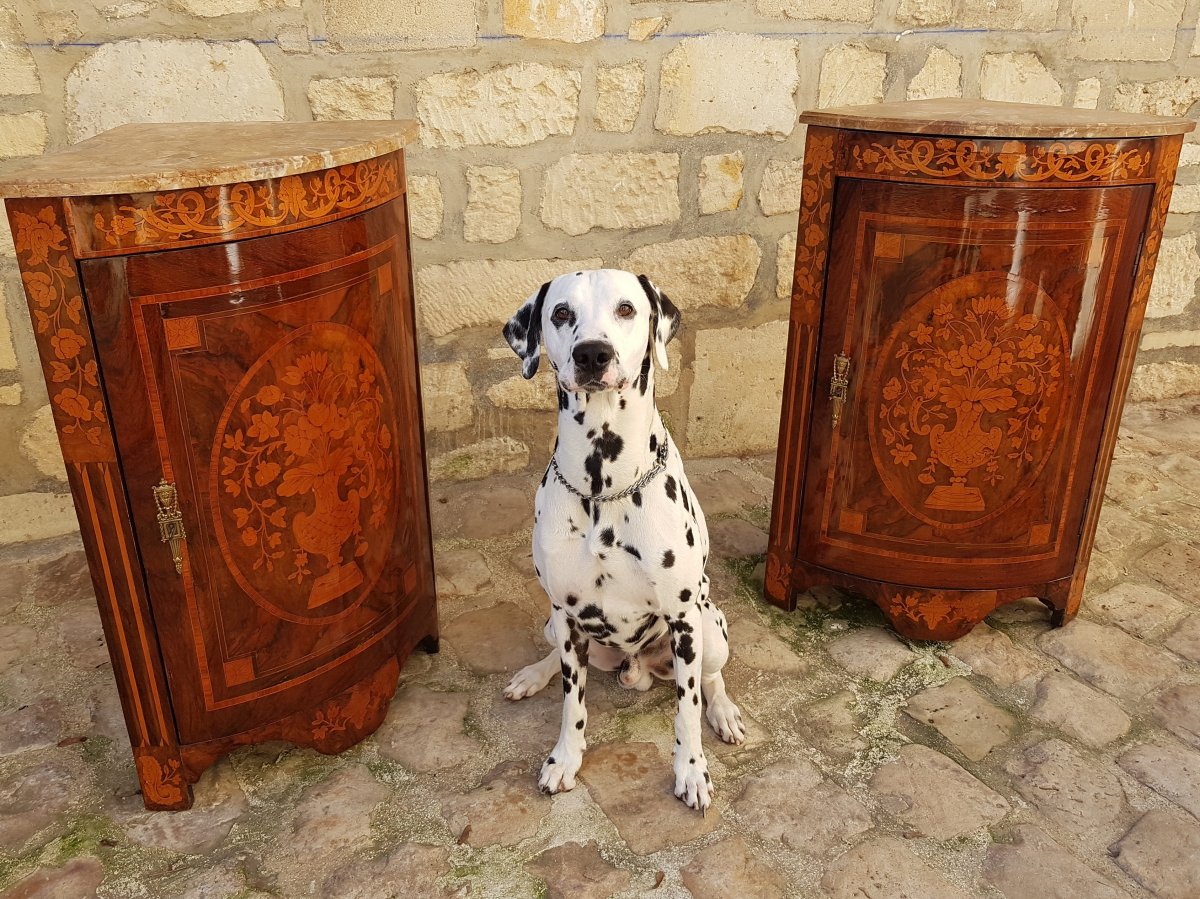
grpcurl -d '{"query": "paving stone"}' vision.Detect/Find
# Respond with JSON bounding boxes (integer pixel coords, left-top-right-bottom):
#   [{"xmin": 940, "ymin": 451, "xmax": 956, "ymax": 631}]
[
  {"xmin": 1164, "ymin": 614, "xmax": 1200, "ymax": 663},
  {"xmin": 948, "ymin": 621, "xmax": 1040, "ymax": 689},
  {"xmin": 441, "ymin": 761, "xmax": 547, "ymax": 848},
  {"xmin": 905, "ymin": 678, "xmax": 1016, "ymax": 760},
  {"xmin": 433, "ymin": 547, "xmax": 492, "ymax": 598},
  {"xmin": 1110, "ymin": 809, "xmax": 1200, "ymax": 899},
  {"xmin": 1153, "ymin": 684, "xmax": 1200, "ymax": 749},
  {"xmin": 870, "ymin": 744, "xmax": 1009, "ymax": 839},
  {"xmin": 1037, "ymin": 619, "xmax": 1178, "ymax": 702},
  {"xmin": 442, "ymin": 602, "xmax": 541, "ymax": 674},
  {"xmin": 56, "ymin": 602, "xmax": 108, "ymax": 669},
  {"xmin": 827, "ymin": 627, "xmax": 916, "ymax": 681},
  {"xmin": 509, "ymin": 545, "xmax": 536, "ymax": 578},
  {"xmin": 1119, "ymin": 739, "xmax": 1200, "ymax": 819},
  {"xmin": 680, "ymin": 836, "xmax": 784, "ymax": 899},
  {"xmin": 790, "ymin": 690, "xmax": 866, "ymax": 763},
  {"xmin": 733, "ymin": 757, "xmax": 871, "ymax": 855},
  {"xmin": 1093, "ymin": 503, "xmax": 1158, "ymax": 556},
  {"xmin": 32, "ymin": 549, "xmax": 95, "ymax": 606},
  {"xmin": 323, "ymin": 843, "xmax": 457, "ymax": 899},
  {"xmin": 375, "ymin": 684, "xmax": 478, "ymax": 772},
  {"xmin": 525, "ymin": 841, "xmax": 632, "ymax": 899},
  {"xmin": 430, "ymin": 485, "xmax": 532, "ymax": 539},
  {"xmin": 1005, "ymin": 739, "xmax": 1126, "ymax": 835},
  {"xmin": 2, "ymin": 857, "xmax": 104, "ymax": 898},
  {"xmin": 577, "ymin": 742, "xmax": 718, "ymax": 855},
  {"xmin": 289, "ymin": 764, "xmax": 388, "ymax": 857},
  {"xmin": 1030, "ymin": 673, "xmax": 1132, "ymax": 748},
  {"xmin": 983, "ymin": 824, "xmax": 1132, "ymax": 899},
  {"xmin": 496, "ymin": 688, "xmax": 563, "ymax": 757},
  {"xmin": 0, "ymin": 697, "xmax": 66, "ymax": 757},
  {"xmin": 728, "ymin": 616, "xmax": 807, "ymax": 675},
  {"xmin": 120, "ymin": 763, "xmax": 246, "ymax": 853},
  {"xmin": 687, "ymin": 467, "xmax": 768, "ymax": 517},
  {"xmin": 1090, "ymin": 582, "xmax": 1189, "ymax": 638},
  {"xmin": 821, "ymin": 835, "xmax": 972, "ymax": 899},
  {"xmin": 1135, "ymin": 540, "xmax": 1200, "ymax": 600},
  {"xmin": 707, "ymin": 519, "xmax": 768, "ymax": 559},
  {"xmin": 0, "ymin": 623, "xmax": 38, "ymax": 673},
  {"xmin": 0, "ymin": 757, "xmax": 75, "ymax": 852}
]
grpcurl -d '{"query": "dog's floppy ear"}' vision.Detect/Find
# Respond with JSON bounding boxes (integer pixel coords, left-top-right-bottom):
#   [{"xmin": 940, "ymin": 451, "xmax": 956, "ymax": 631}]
[
  {"xmin": 637, "ymin": 274, "xmax": 681, "ymax": 371},
  {"xmin": 503, "ymin": 280, "xmax": 551, "ymax": 379}
]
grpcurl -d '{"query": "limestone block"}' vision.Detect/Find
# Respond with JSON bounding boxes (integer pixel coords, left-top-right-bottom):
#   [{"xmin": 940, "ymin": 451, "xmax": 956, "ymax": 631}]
[
  {"xmin": 896, "ymin": 0, "xmax": 951, "ymax": 24},
  {"xmin": 1170, "ymin": 183, "xmax": 1200, "ymax": 214},
  {"xmin": 19, "ymin": 405, "xmax": 66, "ymax": 481},
  {"xmin": 622, "ymin": 235, "xmax": 760, "ymax": 310},
  {"xmin": 36, "ymin": 10, "xmax": 80, "ymax": 46},
  {"xmin": 900, "ymin": 0, "xmax": 1056, "ymax": 27},
  {"xmin": 595, "ymin": 63, "xmax": 644, "ymax": 133},
  {"xmin": 0, "ymin": 492, "xmax": 77, "ymax": 543},
  {"xmin": 1128, "ymin": 362, "xmax": 1200, "ymax": 401},
  {"xmin": 416, "ymin": 257, "xmax": 601, "ymax": 337},
  {"xmin": 1068, "ymin": 0, "xmax": 1185, "ymax": 62},
  {"xmin": 818, "ymin": 44, "xmax": 886, "ymax": 108},
  {"xmin": 687, "ymin": 321, "xmax": 788, "ymax": 455},
  {"xmin": 0, "ymin": 283, "xmax": 16, "ymax": 369},
  {"xmin": 429, "ymin": 437, "xmax": 529, "ymax": 481},
  {"xmin": 1074, "ymin": 77, "xmax": 1102, "ymax": 108},
  {"xmin": 487, "ymin": 373, "xmax": 557, "ymax": 410},
  {"xmin": 65, "ymin": 40, "xmax": 284, "ymax": 142},
  {"xmin": 542, "ymin": 152, "xmax": 679, "ymax": 236},
  {"xmin": 417, "ymin": 63, "xmax": 580, "ymax": 148},
  {"xmin": 1148, "ymin": 233, "xmax": 1200, "ymax": 318},
  {"xmin": 503, "ymin": 0, "xmax": 604, "ymax": 43},
  {"xmin": 102, "ymin": 1, "xmax": 150, "ymax": 17},
  {"xmin": 628, "ymin": 17, "xmax": 664, "ymax": 40},
  {"xmin": 179, "ymin": 0, "xmax": 300, "ymax": 14},
  {"xmin": 980, "ymin": 53, "xmax": 1062, "ymax": 106},
  {"xmin": 307, "ymin": 77, "xmax": 393, "ymax": 121},
  {"xmin": 1111, "ymin": 78, "xmax": 1200, "ymax": 116},
  {"xmin": 656, "ymin": 34, "xmax": 800, "ymax": 138},
  {"xmin": 407, "ymin": 174, "xmax": 443, "ymax": 240},
  {"xmin": 464, "ymin": 166, "xmax": 521, "ymax": 244},
  {"xmin": 907, "ymin": 47, "xmax": 962, "ymax": 100},
  {"xmin": 777, "ymin": 232, "xmax": 796, "ymax": 300},
  {"xmin": 0, "ymin": 112, "xmax": 47, "ymax": 158},
  {"xmin": 757, "ymin": 0, "xmax": 874, "ymax": 22},
  {"xmin": 758, "ymin": 158, "xmax": 804, "ymax": 216},
  {"xmin": 322, "ymin": 0, "xmax": 477, "ymax": 51},
  {"xmin": 0, "ymin": 7, "xmax": 39, "ymax": 96},
  {"xmin": 0, "ymin": 384, "xmax": 20, "ymax": 405},
  {"xmin": 420, "ymin": 363, "xmax": 472, "ymax": 432},
  {"xmin": 699, "ymin": 152, "xmax": 744, "ymax": 214},
  {"xmin": 1141, "ymin": 330, "xmax": 1200, "ymax": 350}
]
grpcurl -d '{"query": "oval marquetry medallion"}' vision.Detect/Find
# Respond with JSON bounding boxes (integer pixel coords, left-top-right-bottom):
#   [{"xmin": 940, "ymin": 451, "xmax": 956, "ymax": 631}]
[
  {"xmin": 210, "ymin": 322, "xmax": 401, "ymax": 624},
  {"xmin": 868, "ymin": 271, "xmax": 1070, "ymax": 530}
]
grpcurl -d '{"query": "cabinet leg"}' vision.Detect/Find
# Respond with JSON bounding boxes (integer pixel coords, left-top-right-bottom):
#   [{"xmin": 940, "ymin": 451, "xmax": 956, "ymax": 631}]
[
  {"xmin": 763, "ymin": 550, "xmax": 798, "ymax": 611},
  {"xmin": 134, "ymin": 745, "xmax": 193, "ymax": 811},
  {"xmin": 1039, "ymin": 580, "xmax": 1078, "ymax": 629},
  {"xmin": 418, "ymin": 634, "xmax": 440, "ymax": 654}
]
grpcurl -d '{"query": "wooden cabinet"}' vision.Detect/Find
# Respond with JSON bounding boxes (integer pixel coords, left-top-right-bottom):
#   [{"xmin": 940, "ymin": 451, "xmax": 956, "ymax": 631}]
[
  {"xmin": 765, "ymin": 99, "xmax": 1193, "ymax": 641},
  {"xmin": 0, "ymin": 123, "xmax": 438, "ymax": 809}
]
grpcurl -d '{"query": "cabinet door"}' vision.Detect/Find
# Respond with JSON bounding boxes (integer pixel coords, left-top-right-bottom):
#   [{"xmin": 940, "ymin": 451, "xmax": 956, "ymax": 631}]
[
  {"xmin": 85, "ymin": 199, "xmax": 434, "ymax": 743},
  {"xmin": 797, "ymin": 179, "xmax": 1152, "ymax": 589}
]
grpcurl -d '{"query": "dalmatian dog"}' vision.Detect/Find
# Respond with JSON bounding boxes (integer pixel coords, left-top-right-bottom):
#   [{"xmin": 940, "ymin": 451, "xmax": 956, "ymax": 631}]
[{"xmin": 501, "ymin": 269, "xmax": 745, "ymax": 813}]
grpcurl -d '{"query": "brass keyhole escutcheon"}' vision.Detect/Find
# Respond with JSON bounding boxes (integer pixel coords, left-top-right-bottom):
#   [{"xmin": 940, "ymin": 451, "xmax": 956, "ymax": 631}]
[
  {"xmin": 830, "ymin": 353, "xmax": 851, "ymax": 428},
  {"xmin": 152, "ymin": 479, "xmax": 187, "ymax": 575}
]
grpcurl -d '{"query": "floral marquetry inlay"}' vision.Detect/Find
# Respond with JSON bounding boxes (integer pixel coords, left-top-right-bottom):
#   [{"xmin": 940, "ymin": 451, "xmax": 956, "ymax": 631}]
[
  {"xmin": 870, "ymin": 271, "xmax": 1070, "ymax": 526},
  {"xmin": 85, "ymin": 156, "xmax": 401, "ymax": 253},
  {"xmin": 849, "ymin": 137, "xmax": 1153, "ymax": 183},
  {"xmin": 211, "ymin": 322, "xmax": 400, "ymax": 624}
]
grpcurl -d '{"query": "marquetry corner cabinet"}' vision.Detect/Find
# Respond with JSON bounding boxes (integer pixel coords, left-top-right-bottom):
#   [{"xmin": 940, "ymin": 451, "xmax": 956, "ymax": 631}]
[
  {"xmin": 0, "ymin": 122, "xmax": 438, "ymax": 809},
  {"xmin": 765, "ymin": 99, "xmax": 1194, "ymax": 641}
]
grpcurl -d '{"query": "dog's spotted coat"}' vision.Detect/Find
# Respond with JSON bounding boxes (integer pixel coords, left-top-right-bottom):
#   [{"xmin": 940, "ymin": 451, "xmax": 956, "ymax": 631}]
[{"xmin": 502, "ymin": 269, "xmax": 744, "ymax": 812}]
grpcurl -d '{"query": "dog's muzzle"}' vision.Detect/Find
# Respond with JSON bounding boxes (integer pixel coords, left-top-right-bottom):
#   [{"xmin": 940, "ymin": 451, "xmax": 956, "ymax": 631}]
[{"xmin": 571, "ymin": 339, "xmax": 616, "ymax": 390}]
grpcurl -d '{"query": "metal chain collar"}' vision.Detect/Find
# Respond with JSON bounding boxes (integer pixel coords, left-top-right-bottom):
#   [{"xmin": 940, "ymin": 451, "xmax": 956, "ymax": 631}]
[{"xmin": 547, "ymin": 437, "xmax": 670, "ymax": 503}]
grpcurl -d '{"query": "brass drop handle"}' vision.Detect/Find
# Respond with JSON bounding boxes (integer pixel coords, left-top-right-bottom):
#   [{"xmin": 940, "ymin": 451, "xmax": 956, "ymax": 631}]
[
  {"xmin": 152, "ymin": 479, "xmax": 187, "ymax": 575},
  {"xmin": 830, "ymin": 353, "xmax": 851, "ymax": 428}
]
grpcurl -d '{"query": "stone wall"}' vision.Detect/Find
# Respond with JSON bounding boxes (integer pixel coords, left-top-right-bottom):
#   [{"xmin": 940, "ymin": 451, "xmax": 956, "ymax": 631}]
[{"xmin": 1, "ymin": 0, "xmax": 1199, "ymax": 534}]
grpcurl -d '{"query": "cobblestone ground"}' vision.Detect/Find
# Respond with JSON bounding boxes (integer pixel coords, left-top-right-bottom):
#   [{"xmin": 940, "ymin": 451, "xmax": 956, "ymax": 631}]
[{"xmin": 2, "ymin": 397, "xmax": 1200, "ymax": 898}]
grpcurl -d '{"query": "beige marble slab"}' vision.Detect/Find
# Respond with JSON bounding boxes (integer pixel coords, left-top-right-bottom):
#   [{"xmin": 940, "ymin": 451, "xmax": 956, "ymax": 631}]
[
  {"xmin": 801, "ymin": 99, "xmax": 1195, "ymax": 139},
  {"xmin": 0, "ymin": 120, "xmax": 419, "ymax": 198}
]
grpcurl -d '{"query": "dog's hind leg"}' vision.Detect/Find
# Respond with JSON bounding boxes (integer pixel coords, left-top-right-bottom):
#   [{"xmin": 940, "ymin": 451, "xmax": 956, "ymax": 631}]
[{"xmin": 504, "ymin": 649, "xmax": 559, "ymax": 700}]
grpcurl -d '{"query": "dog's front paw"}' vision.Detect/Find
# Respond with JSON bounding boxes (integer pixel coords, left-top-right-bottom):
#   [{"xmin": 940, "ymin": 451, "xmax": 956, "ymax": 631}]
[
  {"xmin": 538, "ymin": 748, "xmax": 583, "ymax": 794},
  {"xmin": 705, "ymin": 694, "xmax": 746, "ymax": 745},
  {"xmin": 673, "ymin": 754, "xmax": 713, "ymax": 813}
]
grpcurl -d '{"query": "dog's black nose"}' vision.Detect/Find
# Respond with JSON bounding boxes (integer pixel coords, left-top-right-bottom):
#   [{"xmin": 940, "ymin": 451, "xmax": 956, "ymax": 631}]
[{"xmin": 572, "ymin": 340, "xmax": 615, "ymax": 375}]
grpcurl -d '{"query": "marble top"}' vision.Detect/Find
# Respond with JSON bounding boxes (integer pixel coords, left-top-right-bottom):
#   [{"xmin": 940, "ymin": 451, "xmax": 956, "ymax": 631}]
[
  {"xmin": 800, "ymin": 99, "xmax": 1196, "ymax": 139},
  {"xmin": 0, "ymin": 120, "xmax": 419, "ymax": 198}
]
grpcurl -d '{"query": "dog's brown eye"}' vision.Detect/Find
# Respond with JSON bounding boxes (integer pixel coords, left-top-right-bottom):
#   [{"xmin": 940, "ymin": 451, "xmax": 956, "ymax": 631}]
[
  {"xmin": 552, "ymin": 305, "xmax": 571, "ymax": 324},
  {"xmin": 617, "ymin": 302, "xmax": 636, "ymax": 319}
]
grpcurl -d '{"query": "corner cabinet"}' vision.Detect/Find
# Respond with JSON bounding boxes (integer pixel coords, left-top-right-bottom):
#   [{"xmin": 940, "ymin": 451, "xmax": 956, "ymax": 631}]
[
  {"xmin": 1, "ymin": 122, "xmax": 438, "ymax": 809},
  {"xmin": 765, "ymin": 99, "xmax": 1193, "ymax": 641}
]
